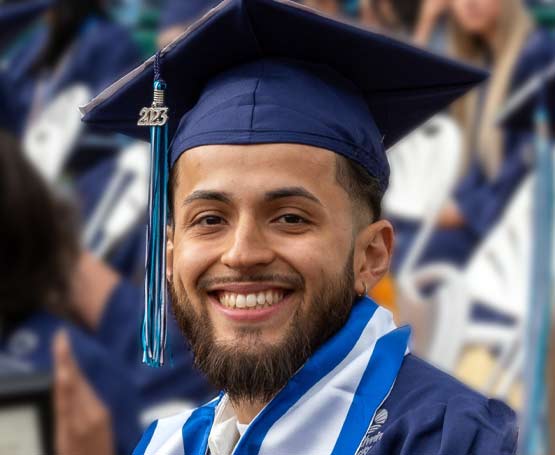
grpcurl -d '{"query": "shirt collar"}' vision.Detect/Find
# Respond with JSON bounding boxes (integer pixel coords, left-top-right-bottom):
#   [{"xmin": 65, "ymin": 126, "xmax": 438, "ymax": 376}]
[{"xmin": 208, "ymin": 395, "xmax": 241, "ymax": 455}]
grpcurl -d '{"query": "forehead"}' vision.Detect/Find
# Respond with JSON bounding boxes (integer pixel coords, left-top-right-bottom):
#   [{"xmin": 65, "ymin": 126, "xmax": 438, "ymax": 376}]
[{"xmin": 174, "ymin": 143, "xmax": 340, "ymax": 195}]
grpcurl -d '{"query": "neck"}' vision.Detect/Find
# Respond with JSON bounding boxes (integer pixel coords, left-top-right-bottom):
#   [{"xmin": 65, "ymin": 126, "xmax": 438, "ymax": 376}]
[{"xmin": 231, "ymin": 398, "xmax": 268, "ymax": 424}]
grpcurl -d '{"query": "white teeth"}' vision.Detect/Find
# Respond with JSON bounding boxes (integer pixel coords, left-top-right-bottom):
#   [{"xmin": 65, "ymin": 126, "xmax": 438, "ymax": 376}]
[
  {"xmin": 218, "ymin": 290, "xmax": 287, "ymax": 309},
  {"xmin": 236, "ymin": 294, "xmax": 246, "ymax": 308},
  {"xmin": 246, "ymin": 294, "xmax": 257, "ymax": 307}
]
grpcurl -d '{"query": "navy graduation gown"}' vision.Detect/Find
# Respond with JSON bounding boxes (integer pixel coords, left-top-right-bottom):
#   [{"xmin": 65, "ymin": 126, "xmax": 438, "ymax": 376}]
[
  {"xmin": 367, "ymin": 355, "xmax": 517, "ymax": 454},
  {"xmin": 391, "ymin": 29, "xmax": 555, "ymax": 273}
]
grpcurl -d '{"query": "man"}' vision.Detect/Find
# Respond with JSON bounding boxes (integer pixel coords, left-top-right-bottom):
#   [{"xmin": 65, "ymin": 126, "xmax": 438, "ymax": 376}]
[{"xmin": 82, "ymin": 0, "xmax": 517, "ymax": 453}]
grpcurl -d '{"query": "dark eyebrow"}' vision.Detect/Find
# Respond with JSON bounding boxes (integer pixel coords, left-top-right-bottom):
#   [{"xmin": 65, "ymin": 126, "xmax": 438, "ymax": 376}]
[
  {"xmin": 182, "ymin": 190, "xmax": 233, "ymax": 207},
  {"xmin": 264, "ymin": 187, "xmax": 323, "ymax": 206}
]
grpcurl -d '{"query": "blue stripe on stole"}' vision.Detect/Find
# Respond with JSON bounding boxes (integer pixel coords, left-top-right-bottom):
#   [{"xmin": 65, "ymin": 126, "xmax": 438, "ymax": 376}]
[
  {"xmin": 182, "ymin": 395, "xmax": 222, "ymax": 455},
  {"xmin": 132, "ymin": 420, "xmax": 158, "ymax": 455},
  {"xmin": 234, "ymin": 297, "xmax": 379, "ymax": 454},
  {"xmin": 331, "ymin": 325, "xmax": 411, "ymax": 454}
]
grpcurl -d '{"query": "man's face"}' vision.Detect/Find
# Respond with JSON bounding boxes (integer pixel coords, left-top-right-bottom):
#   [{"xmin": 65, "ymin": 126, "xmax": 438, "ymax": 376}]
[{"xmin": 167, "ymin": 143, "xmax": 391, "ymax": 400}]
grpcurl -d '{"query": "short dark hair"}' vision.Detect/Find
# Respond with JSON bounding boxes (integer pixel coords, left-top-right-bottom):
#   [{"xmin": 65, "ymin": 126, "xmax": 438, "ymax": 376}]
[
  {"xmin": 0, "ymin": 132, "xmax": 79, "ymax": 330},
  {"xmin": 168, "ymin": 153, "xmax": 384, "ymax": 226},
  {"xmin": 169, "ymin": 163, "xmax": 180, "ymax": 224},
  {"xmin": 335, "ymin": 155, "xmax": 383, "ymax": 224}
]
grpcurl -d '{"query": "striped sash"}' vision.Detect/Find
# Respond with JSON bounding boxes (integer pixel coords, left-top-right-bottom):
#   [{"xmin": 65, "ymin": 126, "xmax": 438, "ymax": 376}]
[{"xmin": 135, "ymin": 296, "xmax": 410, "ymax": 455}]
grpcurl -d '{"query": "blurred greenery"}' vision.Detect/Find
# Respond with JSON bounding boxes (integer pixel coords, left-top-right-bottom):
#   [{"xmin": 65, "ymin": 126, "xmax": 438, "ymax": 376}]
[
  {"xmin": 532, "ymin": 5, "xmax": 555, "ymax": 27},
  {"xmin": 132, "ymin": 8, "xmax": 159, "ymax": 57}
]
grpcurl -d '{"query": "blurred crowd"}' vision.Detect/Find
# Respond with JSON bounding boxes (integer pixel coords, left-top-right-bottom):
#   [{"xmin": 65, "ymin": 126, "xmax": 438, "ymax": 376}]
[{"xmin": 0, "ymin": 0, "xmax": 554, "ymax": 454}]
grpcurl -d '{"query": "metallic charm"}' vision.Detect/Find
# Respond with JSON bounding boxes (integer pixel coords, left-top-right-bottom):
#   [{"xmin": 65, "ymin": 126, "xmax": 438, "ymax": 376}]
[
  {"xmin": 138, "ymin": 85, "xmax": 169, "ymax": 127},
  {"xmin": 138, "ymin": 106, "xmax": 169, "ymax": 127}
]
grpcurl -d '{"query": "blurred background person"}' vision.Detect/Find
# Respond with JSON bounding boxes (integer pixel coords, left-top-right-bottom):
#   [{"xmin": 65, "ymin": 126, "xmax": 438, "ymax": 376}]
[
  {"xmin": 0, "ymin": 0, "xmax": 150, "ymax": 282},
  {"xmin": 0, "ymin": 0, "xmax": 140, "ymax": 137},
  {"xmin": 392, "ymin": 0, "xmax": 555, "ymax": 275},
  {"xmin": 0, "ymin": 131, "xmax": 213, "ymax": 453}
]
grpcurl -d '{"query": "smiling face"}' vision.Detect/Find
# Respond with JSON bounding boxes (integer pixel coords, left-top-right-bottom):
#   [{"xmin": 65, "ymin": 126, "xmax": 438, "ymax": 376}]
[{"xmin": 167, "ymin": 143, "xmax": 393, "ymax": 401}]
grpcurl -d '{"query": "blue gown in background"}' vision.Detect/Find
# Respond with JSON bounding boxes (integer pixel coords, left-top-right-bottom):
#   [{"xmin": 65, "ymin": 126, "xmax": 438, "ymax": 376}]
[
  {"xmin": 391, "ymin": 29, "xmax": 555, "ymax": 274},
  {"xmin": 0, "ymin": 279, "xmax": 213, "ymax": 454},
  {"xmin": 0, "ymin": 15, "xmax": 140, "ymax": 137},
  {"xmin": 76, "ymin": 156, "xmax": 147, "ymax": 281},
  {"xmin": 367, "ymin": 355, "xmax": 517, "ymax": 454},
  {"xmin": 0, "ymin": 15, "xmax": 146, "ymax": 278},
  {"xmin": 0, "ymin": 0, "xmax": 50, "ymax": 52}
]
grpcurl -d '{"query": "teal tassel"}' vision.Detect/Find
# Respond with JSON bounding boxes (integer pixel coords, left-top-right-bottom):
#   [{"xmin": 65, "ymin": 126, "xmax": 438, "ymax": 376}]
[{"xmin": 139, "ymin": 72, "xmax": 170, "ymax": 367}]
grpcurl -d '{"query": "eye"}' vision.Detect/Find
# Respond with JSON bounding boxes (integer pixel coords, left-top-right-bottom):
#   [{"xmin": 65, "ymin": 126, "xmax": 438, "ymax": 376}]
[
  {"xmin": 195, "ymin": 215, "xmax": 225, "ymax": 226},
  {"xmin": 276, "ymin": 214, "xmax": 307, "ymax": 224}
]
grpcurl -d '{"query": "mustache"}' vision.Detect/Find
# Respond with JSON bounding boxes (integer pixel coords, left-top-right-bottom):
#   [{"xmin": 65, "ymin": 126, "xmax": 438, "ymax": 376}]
[{"xmin": 197, "ymin": 273, "xmax": 305, "ymax": 291}]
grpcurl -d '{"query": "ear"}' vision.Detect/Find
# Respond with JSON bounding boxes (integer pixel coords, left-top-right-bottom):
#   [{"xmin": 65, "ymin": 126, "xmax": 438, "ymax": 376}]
[
  {"xmin": 166, "ymin": 224, "xmax": 174, "ymax": 283},
  {"xmin": 353, "ymin": 220, "xmax": 395, "ymax": 295}
]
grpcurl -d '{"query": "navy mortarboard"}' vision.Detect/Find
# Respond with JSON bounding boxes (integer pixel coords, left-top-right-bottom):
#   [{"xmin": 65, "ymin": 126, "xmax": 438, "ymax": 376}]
[{"xmin": 81, "ymin": 0, "xmax": 486, "ymax": 367}]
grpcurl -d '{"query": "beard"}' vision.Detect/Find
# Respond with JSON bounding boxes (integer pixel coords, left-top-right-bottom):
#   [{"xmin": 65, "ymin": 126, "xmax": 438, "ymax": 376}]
[{"xmin": 171, "ymin": 253, "xmax": 356, "ymax": 404}]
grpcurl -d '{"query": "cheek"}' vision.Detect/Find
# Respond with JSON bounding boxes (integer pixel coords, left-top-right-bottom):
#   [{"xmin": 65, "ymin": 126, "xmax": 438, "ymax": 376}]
[
  {"xmin": 172, "ymin": 236, "xmax": 220, "ymax": 289},
  {"xmin": 272, "ymin": 230, "xmax": 351, "ymax": 286}
]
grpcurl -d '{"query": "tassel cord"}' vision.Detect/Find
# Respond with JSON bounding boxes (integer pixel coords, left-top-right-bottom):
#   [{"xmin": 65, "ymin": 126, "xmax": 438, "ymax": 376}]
[{"xmin": 142, "ymin": 102, "xmax": 169, "ymax": 366}]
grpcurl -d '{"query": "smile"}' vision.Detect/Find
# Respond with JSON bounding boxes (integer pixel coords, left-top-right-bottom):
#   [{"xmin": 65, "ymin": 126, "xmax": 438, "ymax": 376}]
[
  {"xmin": 206, "ymin": 283, "xmax": 295, "ymax": 323},
  {"xmin": 217, "ymin": 290, "xmax": 286, "ymax": 309}
]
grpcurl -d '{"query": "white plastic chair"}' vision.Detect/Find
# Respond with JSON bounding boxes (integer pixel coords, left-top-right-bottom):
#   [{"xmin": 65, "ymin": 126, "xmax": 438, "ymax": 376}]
[
  {"xmin": 23, "ymin": 84, "xmax": 91, "ymax": 182},
  {"xmin": 83, "ymin": 141, "xmax": 151, "ymax": 258},
  {"xmin": 398, "ymin": 176, "xmax": 533, "ymax": 398},
  {"xmin": 383, "ymin": 114, "xmax": 462, "ymax": 277}
]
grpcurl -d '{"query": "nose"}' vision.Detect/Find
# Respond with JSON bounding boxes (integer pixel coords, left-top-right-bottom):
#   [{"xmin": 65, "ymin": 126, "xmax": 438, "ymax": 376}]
[{"xmin": 221, "ymin": 216, "xmax": 275, "ymax": 270}]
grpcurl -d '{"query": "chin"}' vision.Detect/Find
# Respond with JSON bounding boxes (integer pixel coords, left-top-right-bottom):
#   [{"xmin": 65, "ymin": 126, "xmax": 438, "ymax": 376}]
[{"xmin": 215, "ymin": 323, "xmax": 291, "ymax": 348}]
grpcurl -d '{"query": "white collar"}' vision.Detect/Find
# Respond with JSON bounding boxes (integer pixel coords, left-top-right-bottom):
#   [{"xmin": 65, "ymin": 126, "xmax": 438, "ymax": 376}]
[{"xmin": 208, "ymin": 395, "xmax": 242, "ymax": 455}]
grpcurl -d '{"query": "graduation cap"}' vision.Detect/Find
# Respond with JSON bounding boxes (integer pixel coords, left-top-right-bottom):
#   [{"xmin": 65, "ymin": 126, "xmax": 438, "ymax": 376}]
[
  {"xmin": 159, "ymin": 0, "xmax": 222, "ymax": 31},
  {"xmin": 0, "ymin": 0, "xmax": 51, "ymax": 49},
  {"xmin": 497, "ymin": 59, "xmax": 555, "ymax": 135},
  {"xmin": 81, "ymin": 0, "xmax": 487, "ymax": 367}
]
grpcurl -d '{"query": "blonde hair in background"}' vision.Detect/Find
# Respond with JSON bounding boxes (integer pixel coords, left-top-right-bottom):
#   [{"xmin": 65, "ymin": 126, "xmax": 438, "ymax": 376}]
[{"xmin": 449, "ymin": 0, "xmax": 533, "ymax": 179}]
